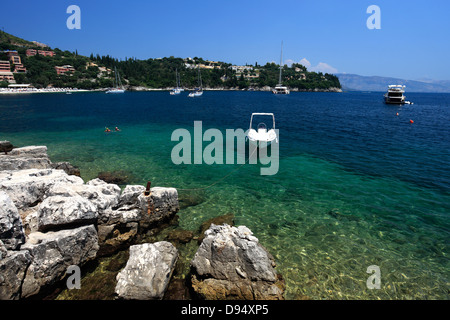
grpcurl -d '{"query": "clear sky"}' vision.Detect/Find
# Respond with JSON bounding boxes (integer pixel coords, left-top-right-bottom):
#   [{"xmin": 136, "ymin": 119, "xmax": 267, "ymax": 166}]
[{"xmin": 1, "ymin": 0, "xmax": 449, "ymax": 80}]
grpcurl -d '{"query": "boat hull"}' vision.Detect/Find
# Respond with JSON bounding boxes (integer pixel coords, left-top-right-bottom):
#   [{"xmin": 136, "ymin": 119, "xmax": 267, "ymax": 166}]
[
  {"xmin": 384, "ymin": 96, "xmax": 405, "ymax": 104},
  {"xmin": 384, "ymin": 100, "xmax": 405, "ymax": 105},
  {"xmin": 188, "ymin": 91, "xmax": 203, "ymax": 97},
  {"xmin": 272, "ymin": 87, "xmax": 290, "ymax": 94},
  {"xmin": 272, "ymin": 91, "xmax": 290, "ymax": 95},
  {"xmin": 106, "ymin": 89, "xmax": 125, "ymax": 94}
]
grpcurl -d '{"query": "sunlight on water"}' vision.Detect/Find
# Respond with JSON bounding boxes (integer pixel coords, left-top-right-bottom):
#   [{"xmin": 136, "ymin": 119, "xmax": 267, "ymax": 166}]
[{"xmin": 1, "ymin": 91, "xmax": 448, "ymax": 299}]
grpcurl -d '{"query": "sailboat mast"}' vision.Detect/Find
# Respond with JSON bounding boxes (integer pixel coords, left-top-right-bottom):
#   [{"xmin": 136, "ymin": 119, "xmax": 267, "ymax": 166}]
[
  {"xmin": 279, "ymin": 41, "xmax": 283, "ymax": 85},
  {"xmin": 118, "ymin": 70, "xmax": 122, "ymax": 88},
  {"xmin": 114, "ymin": 66, "xmax": 119, "ymax": 88}
]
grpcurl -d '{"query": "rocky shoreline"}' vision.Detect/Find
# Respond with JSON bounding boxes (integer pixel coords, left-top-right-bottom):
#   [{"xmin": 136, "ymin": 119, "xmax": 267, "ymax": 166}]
[{"xmin": 0, "ymin": 141, "xmax": 285, "ymax": 300}]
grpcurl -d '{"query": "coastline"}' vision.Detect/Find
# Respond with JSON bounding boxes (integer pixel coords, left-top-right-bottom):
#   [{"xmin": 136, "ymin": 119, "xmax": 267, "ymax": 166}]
[
  {"xmin": 0, "ymin": 88, "xmax": 94, "ymax": 95},
  {"xmin": 0, "ymin": 86, "xmax": 342, "ymax": 94},
  {"xmin": 0, "ymin": 142, "xmax": 285, "ymax": 300},
  {"xmin": 1, "ymin": 92, "xmax": 449, "ymax": 300},
  {"xmin": 128, "ymin": 86, "xmax": 343, "ymax": 93}
]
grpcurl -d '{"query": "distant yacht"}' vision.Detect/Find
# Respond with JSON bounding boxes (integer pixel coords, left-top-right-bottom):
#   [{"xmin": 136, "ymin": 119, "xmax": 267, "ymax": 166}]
[
  {"xmin": 170, "ymin": 69, "xmax": 182, "ymax": 95},
  {"xmin": 384, "ymin": 85, "xmax": 407, "ymax": 104},
  {"xmin": 188, "ymin": 68, "xmax": 203, "ymax": 97},
  {"xmin": 272, "ymin": 41, "xmax": 290, "ymax": 95},
  {"xmin": 106, "ymin": 67, "xmax": 125, "ymax": 94}
]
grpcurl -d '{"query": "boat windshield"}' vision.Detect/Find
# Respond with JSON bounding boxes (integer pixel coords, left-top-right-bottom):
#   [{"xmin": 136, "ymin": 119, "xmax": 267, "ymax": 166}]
[
  {"xmin": 388, "ymin": 92, "xmax": 403, "ymax": 97},
  {"xmin": 257, "ymin": 123, "xmax": 267, "ymax": 131}
]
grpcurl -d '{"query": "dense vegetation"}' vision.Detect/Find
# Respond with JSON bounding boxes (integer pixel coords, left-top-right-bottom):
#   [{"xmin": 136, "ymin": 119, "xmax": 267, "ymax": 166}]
[{"xmin": 0, "ymin": 30, "xmax": 340, "ymax": 90}]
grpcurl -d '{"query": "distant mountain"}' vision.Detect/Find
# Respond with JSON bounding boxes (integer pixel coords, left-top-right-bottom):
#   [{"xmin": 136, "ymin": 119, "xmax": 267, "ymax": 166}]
[{"xmin": 336, "ymin": 73, "xmax": 450, "ymax": 93}]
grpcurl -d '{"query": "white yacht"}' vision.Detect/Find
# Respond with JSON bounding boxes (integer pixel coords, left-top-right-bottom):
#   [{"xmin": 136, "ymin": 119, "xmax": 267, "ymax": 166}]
[
  {"xmin": 170, "ymin": 69, "xmax": 182, "ymax": 95},
  {"xmin": 272, "ymin": 41, "xmax": 290, "ymax": 95},
  {"xmin": 106, "ymin": 67, "xmax": 125, "ymax": 94},
  {"xmin": 384, "ymin": 85, "xmax": 406, "ymax": 104},
  {"xmin": 247, "ymin": 113, "xmax": 278, "ymax": 146},
  {"xmin": 273, "ymin": 84, "xmax": 290, "ymax": 95},
  {"xmin": 170, "ymin": 88, "xmax": 181, "ymax": 95},
  {"xmin": 188, "ymin": 68, "xmax": 203, "ymax": 97},
  {"xmin": 188, "ymin": 89, "xmax": 203, "ymax": 97}
]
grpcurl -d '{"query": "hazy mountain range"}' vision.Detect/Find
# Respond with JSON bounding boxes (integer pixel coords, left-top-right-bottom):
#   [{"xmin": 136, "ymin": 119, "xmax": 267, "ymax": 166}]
[{"xmin": 336, "ymin": 73, "xmax": 450, "ymax": 93}]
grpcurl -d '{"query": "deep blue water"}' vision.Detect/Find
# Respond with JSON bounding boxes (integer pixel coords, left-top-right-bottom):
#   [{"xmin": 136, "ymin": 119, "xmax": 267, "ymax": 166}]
[{"xmin": 0, "ymin": 91, "xmax": 449, "ymax": 299}]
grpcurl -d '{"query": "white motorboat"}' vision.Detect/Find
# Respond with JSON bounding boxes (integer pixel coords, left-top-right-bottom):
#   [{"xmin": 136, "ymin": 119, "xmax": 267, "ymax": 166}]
[
  {"xmin": 272, "ymin": 41, "xmax": 290, "ymax": 95},
  {"xmin": 247, "ymin": 113, "xmax": 278, "ymax": 145},
  {"xmin": 384, "ymin": 85, "xmax": 406, "ymax": 104}
]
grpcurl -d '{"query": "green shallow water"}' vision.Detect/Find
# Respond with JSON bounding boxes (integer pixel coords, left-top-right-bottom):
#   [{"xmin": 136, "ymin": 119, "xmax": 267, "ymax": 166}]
[{"xmin": 1, "ymin": 91, "xmax": 449, "ymax": 299}]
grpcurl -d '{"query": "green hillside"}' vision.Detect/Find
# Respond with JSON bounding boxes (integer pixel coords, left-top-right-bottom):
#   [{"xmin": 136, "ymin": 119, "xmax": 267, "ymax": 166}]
[{"xmin": 0, "ymin": 30, "xmax": 340, "ymax": 91}]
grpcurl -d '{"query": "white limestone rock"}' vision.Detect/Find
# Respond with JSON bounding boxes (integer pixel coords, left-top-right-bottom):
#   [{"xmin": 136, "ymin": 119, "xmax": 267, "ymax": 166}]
[
  {"xmin": 0, "ymin": 191, "xmax": 25, "ymax": 250},
  {"xmin": 115, "ymin": 241, "xmax": 178, "ymax": 300}
]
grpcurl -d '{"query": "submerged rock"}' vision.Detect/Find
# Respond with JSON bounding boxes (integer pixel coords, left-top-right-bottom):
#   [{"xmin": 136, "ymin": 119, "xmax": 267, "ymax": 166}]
[
  {"xmin": 0, "ymin": 141, "xmax": 13, "ymax": 154},
  {"xmin": 51, "ymin": 162, "xmax": 81, "ymax": 177},
  {"xmin": 178, "ymin": 190, "xmax": 206, "ymax": 209},
  {"xmin": 115, "ymin": 241, "xmax": 178, "ymax": 300},
  {"xmin": 97, "ymin": 170, "xmax": 133, "ymax": 185},
  {"xmin": 166, "ymin": 229, "xmax": 194, "ymax": 244},
  {"xmin": 327, "ymin": 209, "xmax": 360, "ymax": 222},
  {"xmin": 190, "ymin": 224, "xmax": 285, "ymax": 300}
]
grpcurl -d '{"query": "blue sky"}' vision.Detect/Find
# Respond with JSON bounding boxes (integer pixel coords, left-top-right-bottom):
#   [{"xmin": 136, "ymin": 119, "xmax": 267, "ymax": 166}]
[{"xmin": 1, "ymin": 0, "xmax": 449, "ymax": 80}]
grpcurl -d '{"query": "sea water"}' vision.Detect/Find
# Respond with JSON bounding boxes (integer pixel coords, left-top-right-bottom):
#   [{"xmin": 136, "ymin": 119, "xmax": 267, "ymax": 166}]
[{"xmin": 1, "ymin": 91, "xmax": 448, "ymax": 299}]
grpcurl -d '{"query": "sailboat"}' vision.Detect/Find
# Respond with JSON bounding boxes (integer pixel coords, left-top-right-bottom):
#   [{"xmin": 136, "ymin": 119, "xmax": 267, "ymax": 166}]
[
  {"xmin": 272, "ymin": 41, "xmax": 290, "ymax": 95},
  {"xmin": 106, "ymin": 67, "xmax": 125, "ymax": 94},
  {"xmin": 170, "ymin": 69, "xmax": 182, "ymax": 95},
  {"xmin": 188, "ymin": 68, "xmax": 203, "ymax": 97}
]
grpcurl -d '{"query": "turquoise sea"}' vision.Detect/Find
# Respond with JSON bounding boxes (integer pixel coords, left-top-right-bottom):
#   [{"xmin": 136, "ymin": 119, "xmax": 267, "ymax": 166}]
[{"xmin": 0, "ymin": 91, "xmax": 449, "ymax": 299}]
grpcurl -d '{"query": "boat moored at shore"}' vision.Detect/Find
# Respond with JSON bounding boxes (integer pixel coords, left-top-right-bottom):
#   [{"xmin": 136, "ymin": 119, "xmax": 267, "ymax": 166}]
[
  {"xmin": 188, "ymin": 68, "xmax": 203, "ymax": 97},
  {"xmin": 106, "ymin": 67, "xmax": 125, "ymax": 94},
  {"xmin": 272, "ymin": 41, "xmax": 290, "ymax": 95}
]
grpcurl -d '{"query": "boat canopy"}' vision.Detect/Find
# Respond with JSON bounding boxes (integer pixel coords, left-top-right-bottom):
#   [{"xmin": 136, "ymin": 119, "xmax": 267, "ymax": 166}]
[
  {"xmin": 388, "ymin": 85, "xmax": 405, "ymax": 89},
  {"xmin": 249, "ymin": 113, "xmax": 276, "ymax": 130}
]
